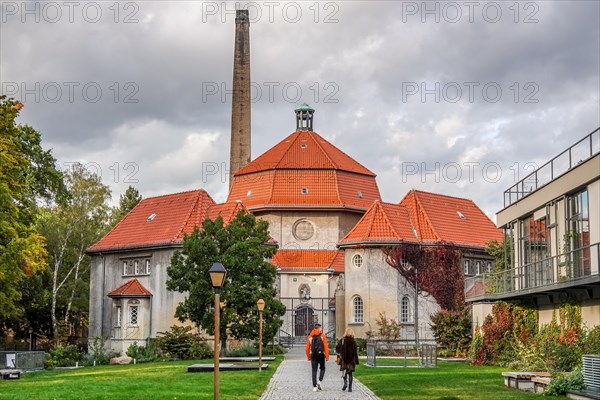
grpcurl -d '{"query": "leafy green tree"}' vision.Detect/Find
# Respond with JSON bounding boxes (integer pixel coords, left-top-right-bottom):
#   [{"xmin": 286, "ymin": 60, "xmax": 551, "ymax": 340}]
[
  {"xmin": 0, "ymin": 96, "xmax": 66, "ymax": 324},
  {"xmin": 38, "ymin": 163, "xmax": 112, "ymax": 341},
  {"xmin": 485, "ymin": 236, "xmax": 513, "ymax": 272},
  {"xmin": 111, "ymin": 185, "xmax": 142, "ymax": 225},
  {"xmin": 167, "ymin": 210, "xmax": 285, "ymax": 352}
]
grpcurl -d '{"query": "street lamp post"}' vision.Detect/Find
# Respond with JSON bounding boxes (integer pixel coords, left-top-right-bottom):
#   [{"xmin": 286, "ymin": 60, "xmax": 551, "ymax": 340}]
[
  {"xmin": 28, "ymin": 328, "xmax": 33, "ymax": 351},
  {"xmin": 209, "ymin": 262, "xmax": 227, "ymax": 400},
  {"xmin": 257, "ymin": 299, "xmax": 265, "ymax": 372}
]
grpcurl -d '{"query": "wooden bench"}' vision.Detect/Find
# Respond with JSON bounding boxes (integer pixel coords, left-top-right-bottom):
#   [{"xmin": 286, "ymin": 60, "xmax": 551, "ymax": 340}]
[
  {"xmin": 0, "ymin": 369, "xmax": 23, "ymax": 380},
  {"xmin": 502, "ymin": 372, "xmax": 551, "ymax": 392},
  {"xmin": 532, "ymin": 376, "xmax": 552, "ymax": 393}
]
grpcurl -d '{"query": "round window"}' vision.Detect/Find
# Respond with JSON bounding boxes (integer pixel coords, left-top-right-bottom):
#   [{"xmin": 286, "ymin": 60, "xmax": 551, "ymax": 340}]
[
  {"xmin": 352, "ymin": 254, "xmax": 363, "ymax": 268},
  {"xmin": 293, "ymin": 219, "xmax": 315, "ymax": 241}
]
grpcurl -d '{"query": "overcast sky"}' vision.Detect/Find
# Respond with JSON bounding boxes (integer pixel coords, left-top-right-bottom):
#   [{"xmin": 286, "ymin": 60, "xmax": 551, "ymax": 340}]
[{"xmin": 2, "ymin": 0, "xmax": 599, "ymax": 221}]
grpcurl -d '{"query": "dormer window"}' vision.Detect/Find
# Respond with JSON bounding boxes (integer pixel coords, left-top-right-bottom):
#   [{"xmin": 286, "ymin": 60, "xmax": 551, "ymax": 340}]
[
  {"xmin": 456, "ymin": 211, "xmax": 466, "ymax": 219},
  {"xmin": 147, "ymin": 213, "xmax": 157, "ymax": 222}
]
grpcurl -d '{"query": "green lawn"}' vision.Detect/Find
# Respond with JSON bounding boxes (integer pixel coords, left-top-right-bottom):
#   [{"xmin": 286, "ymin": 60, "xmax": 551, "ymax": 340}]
[
  {"xmin": 357, "ymin": 360, "xmax": 565, "ymax": 400},
  {"xmin": 0, "ymin": 357, "xmax": 282, "ymax": 400},
  {"xmin": 1, "ymin": 358, "xmax": 568, "ymax": 400}
]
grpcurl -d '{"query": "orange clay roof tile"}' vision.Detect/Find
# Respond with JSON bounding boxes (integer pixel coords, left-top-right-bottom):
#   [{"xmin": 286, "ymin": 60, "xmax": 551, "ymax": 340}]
[
  {"xmin": 271, "ymin": 250, "xmax": 344, "ymax": 272},
  {"xmin": 107, "ymin": 278, "xmax": 152, "ymax": 297},
  {"xmin": 228, "ymin": 131, "xmax": 381, "ymax": 209},
  {"xmin": 87, "ymin": 190, "xmax": 216, "ymax": 253},
  {"xmin": 340, "ymin": 191, "xmax": 502, "ymax": 248},
  {"xmin": 402, "ymin": 190, "xmax": 503, "ymax": 247},
  {"xmin": 235, "ymin": 130, "xmax": 375, "ymax": 176}
]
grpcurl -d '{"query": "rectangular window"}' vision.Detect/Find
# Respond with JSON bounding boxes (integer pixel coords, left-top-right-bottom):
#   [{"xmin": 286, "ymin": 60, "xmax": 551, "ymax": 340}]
[
  {"xmin": 400, "ymin": 297, "xmax": 410, "ymax": 323},
  {"xmin": 123, "ymin": 261, "xmax": 129, "ymax": 275},
  {"xmin": 134, "ymin": 260, "xmax": 141, "ymax": 275},
  {"xmin": 353, "ymin": 297, "xmax": 363, "ymax": 323},
  {"xmin": 145, "ymin": 259, "xmax": 151, "ymax": 274},
  {"xmin": 130, "ymin": 306, "xmax": 138, "ymax": 326},
  {"xmin": 486, "ymin": 262, "xmax": 492, "ymax": 273},
  {"xmin": 566, "ymin": 189, "xmax": 590, "ymax": 276},
  {"xmin": 463, "ymin": 260, "xmax": 470, "ymax": 275},
  {"xmin": 476, "ymin": 261, "xmax": 481, "ymax": 276},
  {"xmin": 116, "ymin": 306, "xmax": 122, "ymax": 327}
]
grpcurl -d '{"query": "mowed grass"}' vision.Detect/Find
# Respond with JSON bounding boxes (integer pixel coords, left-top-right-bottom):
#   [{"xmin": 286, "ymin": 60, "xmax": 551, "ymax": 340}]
[
  {"xmin": 0, "ymin": 357, "xmax": 282, "ymax": 400},
  {"xmin": 357, "ymin": 360, "xmax": 565, "ymax": 400},
  {"xmin": 2, "ymin": 358, "xmax": 568, "ymax": 400}
]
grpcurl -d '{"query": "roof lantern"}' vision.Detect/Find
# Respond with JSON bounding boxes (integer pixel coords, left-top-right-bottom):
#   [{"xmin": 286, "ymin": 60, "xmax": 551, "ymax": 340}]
[{"xmin": 295, "ymin": 103, "xmax": 315, "ymax": 131}]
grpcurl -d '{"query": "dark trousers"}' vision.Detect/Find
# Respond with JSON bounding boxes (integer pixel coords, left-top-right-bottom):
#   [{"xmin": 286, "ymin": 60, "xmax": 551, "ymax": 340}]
[{"xmin": 311, "ymin": 354, "xmax": 326, "ymax": 387}]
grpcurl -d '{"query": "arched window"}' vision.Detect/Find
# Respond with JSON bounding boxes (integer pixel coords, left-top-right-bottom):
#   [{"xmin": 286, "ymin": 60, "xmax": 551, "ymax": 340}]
[
  {"xmin": 401, "ymin": 296, "xmax": 410, "ymax": 323},
  {"xmin": 353, "ymin": 296, "xmax": 363, "ymax": 323}
]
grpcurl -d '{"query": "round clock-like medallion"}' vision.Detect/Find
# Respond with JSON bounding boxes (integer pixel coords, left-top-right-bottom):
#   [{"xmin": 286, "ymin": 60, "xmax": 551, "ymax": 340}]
[{"xmin": 293, "ymin": 219, "xmax": 315, "ymax": 240}]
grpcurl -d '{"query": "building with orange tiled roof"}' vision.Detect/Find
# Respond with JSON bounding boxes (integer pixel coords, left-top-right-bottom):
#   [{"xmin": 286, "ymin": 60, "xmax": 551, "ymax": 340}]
[
  {"xmin": 86, "ymin": 11, "xmax": 509, "ymax": 352},
  {"xmin": 336, "ymin": 191, "xmax": 502, "ymax": 339},
  {"xmin": 87, "ymin": 104, "xmax": 505, "ymax": 352},
  {"xmin": 87, "ymin": 188, "xmax": 254, "ymax": 353}
]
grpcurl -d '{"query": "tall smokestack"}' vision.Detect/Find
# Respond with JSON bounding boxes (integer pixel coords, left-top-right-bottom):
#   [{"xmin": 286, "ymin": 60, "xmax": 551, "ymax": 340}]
[{"xmin": 230, "ymin": 9, "xmax": 251, "ymax": 187}]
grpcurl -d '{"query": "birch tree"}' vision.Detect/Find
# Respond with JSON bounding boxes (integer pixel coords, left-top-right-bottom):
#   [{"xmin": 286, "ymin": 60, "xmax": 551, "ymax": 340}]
[{"xmin": 38, "ymin": 164, "xmax": 111, "ymax": 342}]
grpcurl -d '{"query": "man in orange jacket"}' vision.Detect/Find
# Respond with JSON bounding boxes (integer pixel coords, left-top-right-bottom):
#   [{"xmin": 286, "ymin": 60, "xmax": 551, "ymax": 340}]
[{"xmin": 305, "ymin": 322, "xmax": 329, "ymax": 391}]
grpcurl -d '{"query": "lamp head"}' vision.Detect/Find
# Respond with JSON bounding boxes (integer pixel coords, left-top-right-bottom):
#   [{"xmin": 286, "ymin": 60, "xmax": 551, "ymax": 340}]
[{"xmin": 209, "ymin": 262, "xmax": 227, "ymax": 288}]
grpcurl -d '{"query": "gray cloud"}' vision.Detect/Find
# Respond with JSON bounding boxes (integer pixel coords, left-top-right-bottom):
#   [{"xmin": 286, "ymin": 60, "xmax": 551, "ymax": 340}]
[{"xmin": 2, "ymin": 0, "xmax": 598, "ymax": 220}]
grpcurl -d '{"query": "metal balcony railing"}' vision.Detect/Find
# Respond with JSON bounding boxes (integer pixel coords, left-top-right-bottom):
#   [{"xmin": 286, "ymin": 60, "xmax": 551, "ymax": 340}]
[
  {"xmin": 466, "ymin": 242, "xmax": 599, "ymax": 299},
  {"xmin": 504, "ymin": 128, "xmax": 600, "ymax": 208}
]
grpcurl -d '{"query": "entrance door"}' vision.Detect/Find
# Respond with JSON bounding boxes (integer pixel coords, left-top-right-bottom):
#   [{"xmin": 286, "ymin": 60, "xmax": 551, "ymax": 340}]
[{"xmin": 294, "ymin": 306, "xmax": 315, "ymax": 336}]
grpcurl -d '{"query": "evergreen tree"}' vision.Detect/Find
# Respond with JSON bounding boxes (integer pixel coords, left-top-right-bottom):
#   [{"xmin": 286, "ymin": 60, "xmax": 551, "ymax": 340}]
[{"xmin": 112, "ymin": 185, "xmax": 142, "ymax": 225}]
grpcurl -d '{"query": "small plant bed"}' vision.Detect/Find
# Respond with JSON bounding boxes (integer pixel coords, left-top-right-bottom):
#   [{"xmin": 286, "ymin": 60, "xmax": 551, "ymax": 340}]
[
  {"xmin": 188, "ymin": 363, "xmax": 269, "ymax": 372},
  {"xmin": 219, "ymin": 357, "xmax": 275, "ymax": 362}
]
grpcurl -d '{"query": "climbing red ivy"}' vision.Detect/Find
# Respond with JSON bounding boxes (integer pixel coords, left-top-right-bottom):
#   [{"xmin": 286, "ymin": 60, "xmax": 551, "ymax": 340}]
[{"xmin": 383, "ymin": 242, "xmax": 464, "ymax": 311}]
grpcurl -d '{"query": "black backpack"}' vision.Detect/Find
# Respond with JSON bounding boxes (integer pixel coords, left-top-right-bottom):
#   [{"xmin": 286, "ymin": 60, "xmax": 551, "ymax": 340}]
[{"xmin": 311, "ymin": 334, "xmax": 325, "ymax": 355}]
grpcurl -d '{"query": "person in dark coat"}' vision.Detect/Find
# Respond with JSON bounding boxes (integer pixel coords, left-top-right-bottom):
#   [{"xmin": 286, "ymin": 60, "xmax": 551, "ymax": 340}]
[{"xmin": 335, "ymin": 327, "xmax": 359, "ymax": 392}]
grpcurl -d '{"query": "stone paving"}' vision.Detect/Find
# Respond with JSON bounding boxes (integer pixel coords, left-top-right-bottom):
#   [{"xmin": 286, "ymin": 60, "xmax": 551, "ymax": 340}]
[{"xmin": 260, "ymin": 346, "xmax": 380, "ymax": 400}]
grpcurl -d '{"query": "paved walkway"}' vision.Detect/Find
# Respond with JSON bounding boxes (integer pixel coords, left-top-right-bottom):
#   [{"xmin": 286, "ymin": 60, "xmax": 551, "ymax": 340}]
[{"xmin": 260, "ymin": 346, "xmax": 380, "ymax": 400}]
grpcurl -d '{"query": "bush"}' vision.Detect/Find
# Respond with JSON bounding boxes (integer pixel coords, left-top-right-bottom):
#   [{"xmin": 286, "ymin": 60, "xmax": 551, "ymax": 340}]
[
  {"xmin": 544, "ymin": 367, "xmax": 585, "ymax": 396},
  {"xmin": 268, "ymin": 344, "xmax": 287, "ymax": 355},
  {"xmin": 48, "ymin": 345, "xmax": 82, "ymax": 367},
  {"xmin": 156, "ymin": 326, "xmax": 210, "ymax": 360},
  {"xmin": 376, "ymin": 312, "xmax": 401, "ymax": 341},
  {"xmin": 430, "ymin": 307, "xmax": 472, "ymax": 357},
  {"xmin": 126, "ymin": 342, "xmax": 159, "ymax": 363},
  {"xmin": 189, "ymin": 340, "xmax": 212, "ymax": 360},
  {"xmin": 583, "ymin": 325, "xmax": 600, "ymax": 354},
  {"xmin": 227, "ymin": 345, "xmax": 258, "ymax": 357},
  {"xmin": 355, "ymin": 338, "xmax": 367, "ymax": 355},
  {"xmin": 88, "ymin": 336, "xmax": 116, "ymax": 365}
]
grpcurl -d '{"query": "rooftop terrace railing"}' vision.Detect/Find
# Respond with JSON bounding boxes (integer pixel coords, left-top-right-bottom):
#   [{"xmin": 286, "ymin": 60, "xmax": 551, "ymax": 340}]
[
  {"xmin": 466, "ymin": 242, "xmax": 599, "ymax": 299},
  {"xmin": 503, "ymin": 128, "xmax": 600, "ymax": 208}
]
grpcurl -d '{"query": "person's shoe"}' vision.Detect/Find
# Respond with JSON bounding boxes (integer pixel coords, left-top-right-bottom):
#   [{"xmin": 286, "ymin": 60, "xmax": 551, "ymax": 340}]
[
  {"xmin": 317, "ymin": 381, "xmax": 322, "ymax": 390},
  {"xmin": 342, "ymin": 384, "xmax": 347, "ymax": 391},
  {"xmin": 348, "ymin": 388, "xmax": 353, "ymax": 392},
  {"xmin": 313, "ymin": 387, "xmax": 318, "ymax": 392}
]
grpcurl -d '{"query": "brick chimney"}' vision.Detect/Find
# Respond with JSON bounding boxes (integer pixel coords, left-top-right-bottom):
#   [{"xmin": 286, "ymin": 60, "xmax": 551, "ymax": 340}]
[{"xmin": 230, "ymin": 9, "xmax": 251, "ymax": 187}]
